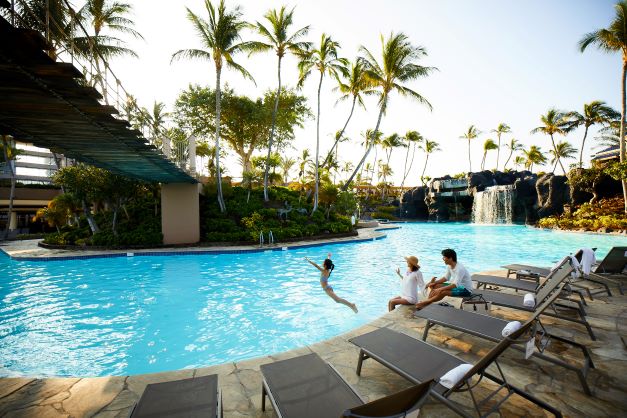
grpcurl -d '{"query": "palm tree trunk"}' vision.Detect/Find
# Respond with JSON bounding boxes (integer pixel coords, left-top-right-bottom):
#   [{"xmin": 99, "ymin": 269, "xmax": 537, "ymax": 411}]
[
  {"xmin": 578, "ymin": 125, "xmax": 589, "ymax": 168},
  {"xmin": 215, "ymin": 66, "xmax": 226, "ymax": 212},
  {"xmin": 264, "ymin": 57, "xmax": 282, "ymax": 201},
  {"xmin": 399, "ymin": 140, "xmax": 410, "ymax": 192},
  {"xmin": 313, "ymin": 72, "xmax": 323, "ymax": 212},
  {"xmin": 322, "ymin": 96, "xmax": 357, "ymax": 169},
  {"xmin": 496, "ymin": 133, "xmax": 501, "ymax": 171},
  {"xmin": 421, "ymin": 154, "xmax": 430, "ymax": 184},
  {"xmin": 621, "ymin": 60, "xmax": 627, "ymax": 213},
  {"xmin": 481, "ymin": 152, "xmax": 486, "ymax": 171},
  {"xmin": 549, "ymin": 133, "xmax": 566, "ymax": 174},
  {"xmin": 467, "ymin": 139, "xmax": 472, "ymax": 173},
  {"xmin": 1, "ymin": 135, "xmax": 16, "ymax": 240},
  {"xmin": 342, "ymin": 97, "xmax": 387, "ymax": 191},
  {"xmin": 504, "ymin": 150, "xmax": 513, "ymax": 171}
]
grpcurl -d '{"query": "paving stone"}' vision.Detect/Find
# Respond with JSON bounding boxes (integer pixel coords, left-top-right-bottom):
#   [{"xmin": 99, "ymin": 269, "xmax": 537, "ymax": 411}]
[{"xmin": 62, "ymin": 377, "xmax": 125, "ymax": 418}]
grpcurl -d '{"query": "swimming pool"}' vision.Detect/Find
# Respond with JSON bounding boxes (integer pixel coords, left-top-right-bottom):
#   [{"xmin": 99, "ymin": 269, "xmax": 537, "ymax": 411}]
[{"xmin": 1, "ymin": 224, "xmax": 625, "ymax": 377}]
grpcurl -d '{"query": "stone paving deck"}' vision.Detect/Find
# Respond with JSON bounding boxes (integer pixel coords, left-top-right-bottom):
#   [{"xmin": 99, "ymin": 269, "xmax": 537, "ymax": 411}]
[{"xmin": 1, "ymin": 233, "xmax": 626, "ymax": 417}]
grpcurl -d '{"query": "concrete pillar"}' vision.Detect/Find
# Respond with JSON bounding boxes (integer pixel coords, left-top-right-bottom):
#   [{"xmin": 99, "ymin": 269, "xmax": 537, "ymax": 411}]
[
  {"xmin": 188, "ymin": 135, "xmax": 196, "ymax": 175},
  {"xmin": 162, "ymin": 136, "xmax": 171, "ymax": 158},
  {"xmin": 161, "ymin": 183, "xmax": 199, "ymax": 245},
  {"xmin": 9, "ymin": 211, "xmax": 17, "ymax": 231}
]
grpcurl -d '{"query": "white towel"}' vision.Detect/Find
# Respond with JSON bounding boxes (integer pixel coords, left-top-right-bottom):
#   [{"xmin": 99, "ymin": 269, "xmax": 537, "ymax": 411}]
[
  {"xmin": 569, "ymin": 255, "xmax": 581, "ymax": 278},
  {"xmin": 439, "ymin": 363, "xmax": 473, "ymax": 389},
  {"xmin": 523, "ymin": 293, "xmax": 535, "ymax": 308},
  {"xmin": 501, "ymin": 320, "xmax": 522, "ymax": 337},
  {"xmin": 518, "ymin": 269, "xmax": 531, "ymax": 275},
  {"xmin": 580, "ymin": 248, "xmax": 596, "ymax": 276}
]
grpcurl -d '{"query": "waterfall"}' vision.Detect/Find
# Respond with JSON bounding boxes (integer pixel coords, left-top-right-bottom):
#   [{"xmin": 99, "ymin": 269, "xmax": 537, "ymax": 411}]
[{"xmin": 472, "ymin": 185, "xmax": 514, "ymax": 224}]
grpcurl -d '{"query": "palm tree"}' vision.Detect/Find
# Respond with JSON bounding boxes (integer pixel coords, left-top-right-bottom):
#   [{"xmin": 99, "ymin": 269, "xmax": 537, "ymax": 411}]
[
  {"xmin": 378, "ymin": 162, "xmax": 393, "ymax": 199},
  {"xmin": 522, "ymin": 145, "xmax": 547, "ymax": 173},
  {"xmin": 595, "ymin": 120, "xmax": 621, "ymax": 147},
  {"xmin": 279, "ymin": 155, "xmax": 296, "ymax": 185},
  {"xmin": 530, "ymin": 108, "xmax": 571, "ymax": 175},
  {"xmin": 148, "ymin": 101, "xmax": 169, "ymax": 145},
  {"xmin": 420, "ymin": 139, "xmax": 440, "ymax": 184},
  {"xmin": 580, "ymin": 0, "xmax": 627, "ymax": 212},
  {"xmin": 75, "ymin": 0, "xmax": 143, "ymax": 100},
  {"xmin": 567, "ymin": 101, "xmax": 619, "ymax": 167},
  {"xmin": 249, "ymin": 6, "xmax": 310, "ymax": 201},
  {"xmin": 491, "ymin": 123, "xmax": 511, "ymax": 171},
  {"xmin": 322, "ymin": 60, "xmax": 374, "ymax": 169},
  {"xmin": 298, "ymin": 34, "xmax": 348, "ymax": 211},
  {"xmin": 514, "ymin": 155, "xmax": 526, "ymax": 170},
  {"xmin": 481, "ymin": 138, "xmax": 498, "ymax": 171},
  {"xmin": 503, "ymin": 138, "xmax": 524, "ymax": 171},
  {"xmin": 171, "ymin": 0, "xmax": 254, "ymax": 212},
  {"xmin": 381, "ymin": 133, "xmax": 405, "ymax": 170},
  {"xmin": 549, "ymin": 141, "xmax": 577, "ymax": 174},
  {"xmin": 343, "ymin": 32, "xmax": 435, "ymax": 191},
  {"xmin": 297, "ymin": 149, "xmax": 312, "ymax": 182},
  {"xmin": 460, "ymin": 125, "xmax": 481, "ymax": 173},
  {"xmin": 341, "ymin": 161, "xmax": 354, "ymax": 182},
  {"xmin": 399, "ymin": 130, "xmax": 423, "ymax": 191}
]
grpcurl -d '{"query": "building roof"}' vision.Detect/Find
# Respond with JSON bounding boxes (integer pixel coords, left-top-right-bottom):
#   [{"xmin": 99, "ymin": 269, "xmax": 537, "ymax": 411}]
[{"xmin": 591, "ymin": 145, "xmax": 619, "ymax": 162}]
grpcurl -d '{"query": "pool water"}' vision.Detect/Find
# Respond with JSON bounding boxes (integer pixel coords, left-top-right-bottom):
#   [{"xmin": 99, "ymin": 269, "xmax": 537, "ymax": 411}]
[{"xmin": 1, "ymin": 224, "xmax": 625, "ymax": 377}]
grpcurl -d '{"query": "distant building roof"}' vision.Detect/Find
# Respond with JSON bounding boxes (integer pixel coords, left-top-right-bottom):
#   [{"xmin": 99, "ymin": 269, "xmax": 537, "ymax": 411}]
[{"xmin": 591, "ymin": 145, "xmax": 619, "ymax": 161}]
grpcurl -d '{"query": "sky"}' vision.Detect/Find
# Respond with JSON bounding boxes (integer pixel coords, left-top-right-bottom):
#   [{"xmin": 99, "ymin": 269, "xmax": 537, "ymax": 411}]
[{"xmin": 102, "ymin": 0, "xmax": 619, "ymax": 185}]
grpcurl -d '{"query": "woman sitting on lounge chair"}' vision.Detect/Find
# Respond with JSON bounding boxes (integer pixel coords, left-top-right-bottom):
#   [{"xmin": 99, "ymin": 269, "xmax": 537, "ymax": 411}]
[
  {"xmin": 388, "ymin": 255, "xmax": 425, "ymax": 311},
  {"xmin": 305, "ymin": 253, "xmax": 358, "ymax": 313}
]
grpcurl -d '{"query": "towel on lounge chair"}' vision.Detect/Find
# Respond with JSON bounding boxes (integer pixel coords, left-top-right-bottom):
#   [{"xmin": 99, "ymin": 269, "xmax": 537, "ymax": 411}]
[
  {"xmin": 439, "ymin": 364, "xmax": 473, "ymax": 389},
  {"xmin": 501, "ymin": 321, "xmax": 522, "ymax": 337},
  {"xmin": 523, "ymin": 293, "xmax": 535, "ymax": 307},
  {"xmin": 580, "ymin": 248, "xmax": 596, "ymax": 276}
]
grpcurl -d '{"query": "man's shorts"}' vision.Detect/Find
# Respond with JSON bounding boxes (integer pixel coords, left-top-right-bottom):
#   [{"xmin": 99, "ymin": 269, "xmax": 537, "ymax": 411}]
[{"xmin": 443, "ymin": 283, "xmax": 472, "ymax": 297}]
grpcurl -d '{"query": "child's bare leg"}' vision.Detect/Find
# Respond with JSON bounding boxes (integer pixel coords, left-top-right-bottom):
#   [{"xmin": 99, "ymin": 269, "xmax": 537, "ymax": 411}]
[{"xmin": 326, "ymin": 289, "xmax": 358, "ymax": 313}]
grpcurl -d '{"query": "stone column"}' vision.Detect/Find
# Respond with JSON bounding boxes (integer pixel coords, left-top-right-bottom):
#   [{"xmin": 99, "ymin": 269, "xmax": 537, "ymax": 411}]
[
  {"xmin": 161, "ymin": 183, "xmax": 200, "ymax": 244},
  {"xmin": 188, "ymin": 135, "xmax": 196, "ymax": 175},
  {"xmin": 162, "ymin": 136, "xmax": 171, "ymax": 158}
]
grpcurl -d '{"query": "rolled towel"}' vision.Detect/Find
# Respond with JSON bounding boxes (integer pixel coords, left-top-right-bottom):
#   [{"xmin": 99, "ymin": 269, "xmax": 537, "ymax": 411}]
[
  {"xmin": 523, "ymin": 293, "xmax": 536, "ymax": 308},
  {"xmin": 439, "ymin": 363, "xmax": 473, "ymax": 389},
  {"xmin": 501, "ymin": 320, "xmax": 522, "ymax": 337}
]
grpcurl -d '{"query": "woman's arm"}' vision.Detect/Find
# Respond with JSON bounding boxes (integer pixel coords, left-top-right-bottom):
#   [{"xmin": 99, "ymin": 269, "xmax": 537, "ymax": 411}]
[
  {"xmin": 395, "ymin": 267, "xmax": 403, "ymax": 279},
  {"xmin": 304, "ymin": 257, "xmax": 324, "ymax": 271}
]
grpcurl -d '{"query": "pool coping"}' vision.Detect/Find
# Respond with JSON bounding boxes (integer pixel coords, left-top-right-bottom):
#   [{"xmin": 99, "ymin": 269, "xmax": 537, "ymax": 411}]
[{"xmin": 0, "ymin": 225, "xmax": 399, "ymax": 261}]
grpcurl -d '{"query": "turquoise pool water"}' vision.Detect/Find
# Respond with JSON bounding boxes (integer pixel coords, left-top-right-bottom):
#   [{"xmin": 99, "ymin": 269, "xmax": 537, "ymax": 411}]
[{"xmin": 1, "ymin": 224, "xmax": 625, "ymax": 377}]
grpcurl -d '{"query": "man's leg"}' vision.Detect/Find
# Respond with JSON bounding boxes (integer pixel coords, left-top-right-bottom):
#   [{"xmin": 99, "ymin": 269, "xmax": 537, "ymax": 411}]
[{"xmin": 416, "ymin": 289, "xmax": 452, "ymax": 310}]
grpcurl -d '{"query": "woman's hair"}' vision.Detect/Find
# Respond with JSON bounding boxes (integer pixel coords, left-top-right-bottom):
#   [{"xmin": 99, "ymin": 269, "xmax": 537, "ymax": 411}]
[
  {"xmin": 409, "ymin": 264, "xmax": 419, "ymax": 272},
  {"xmin": 323, "ymin": 258, "xmax": 335, "ymax": 273}
]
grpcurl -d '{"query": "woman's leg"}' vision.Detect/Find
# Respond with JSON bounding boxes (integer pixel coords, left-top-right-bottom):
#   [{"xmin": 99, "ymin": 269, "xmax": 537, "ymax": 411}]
[
  {"xmin": 326, "ymin": 289, "xmax": 358, "ymax": 313},
  {"xmin": 388, "ymin": 296, "xmax": 412, "ymax": 311}
]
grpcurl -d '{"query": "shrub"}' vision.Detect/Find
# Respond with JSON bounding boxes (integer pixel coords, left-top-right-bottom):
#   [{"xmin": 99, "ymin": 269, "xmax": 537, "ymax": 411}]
[{"xmin": 372, "ymin": 211, "xmax": 395, "ymax": 220}]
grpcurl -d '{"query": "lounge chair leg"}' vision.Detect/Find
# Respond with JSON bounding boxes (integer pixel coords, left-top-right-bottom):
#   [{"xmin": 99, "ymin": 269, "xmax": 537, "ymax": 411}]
[
  {"xmin": 261, "ymin": 384, "xmax": 267, "ymax": 411},
  {"xmin": 423, "ymin": 321, "xmax": 434, "ymax": 341},
  {"xmin": 356, "ymin": 349, "xmax": 365, "ymax": 376}
]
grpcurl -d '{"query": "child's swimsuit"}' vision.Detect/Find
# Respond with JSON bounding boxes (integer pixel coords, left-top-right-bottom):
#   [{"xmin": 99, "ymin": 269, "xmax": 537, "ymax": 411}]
[{"xmin": 321, "ymin": 274, "xmax": 333, "ymax": 291}]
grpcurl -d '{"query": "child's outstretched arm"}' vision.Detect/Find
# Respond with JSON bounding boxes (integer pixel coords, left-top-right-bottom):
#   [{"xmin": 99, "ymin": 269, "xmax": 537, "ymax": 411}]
[{"xmin": 304, "ymin": 257, "xmax": 324, "ymax": 271}]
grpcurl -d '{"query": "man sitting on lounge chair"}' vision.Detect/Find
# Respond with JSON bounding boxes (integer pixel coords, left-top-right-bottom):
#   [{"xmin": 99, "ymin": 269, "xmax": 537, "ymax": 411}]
[{"xmin": 416, "ymin": 248, "xmax": 473, "ymax": 310}]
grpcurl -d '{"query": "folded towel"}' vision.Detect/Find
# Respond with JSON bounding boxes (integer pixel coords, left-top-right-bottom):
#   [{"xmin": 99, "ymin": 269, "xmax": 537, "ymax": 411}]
[
  {"xmin": 580, "ymin": 248, "xmax": 596, "ymax": 276},
  {"xmin": 439, "ymin": 363, "xmax": 473, "ymax": 389},
  {"xmin": 501, "ymin": 320, "xmax": 522, "ymax": 337},
  {"xmin": 523, "ymin": 293, "xmax": 535, "ymax": 307}
]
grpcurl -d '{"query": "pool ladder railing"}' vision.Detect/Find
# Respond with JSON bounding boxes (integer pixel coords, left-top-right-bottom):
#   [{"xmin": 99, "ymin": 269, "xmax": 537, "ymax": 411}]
[{"xmin": 259, "ymin": 231, "xmax": 275, "ymax": 247}]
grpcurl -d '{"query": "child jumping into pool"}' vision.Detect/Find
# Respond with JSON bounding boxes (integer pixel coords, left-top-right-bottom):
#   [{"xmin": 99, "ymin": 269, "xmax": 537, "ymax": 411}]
[{"xmin": 305, "ymin": 253, "xmax": 358, "ymax": 313}]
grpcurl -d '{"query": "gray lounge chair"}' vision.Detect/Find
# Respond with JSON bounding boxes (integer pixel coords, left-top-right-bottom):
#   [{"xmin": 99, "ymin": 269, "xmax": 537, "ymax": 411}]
[
  {"xmin": 260, "ymin": 352, "xmax": 432, "ymax": 418},
  {"xmin": 130, "ymin": 374, "xmax": 221, "ymax": 418},
  {"xmin": 416, "ymin": 267, "xmax": 595, "ymax": 395},
  {"xmin": 588, "ymin": 246, "xmax": 627, "ymax": 295},
  {"xmin": 349, "ymin": 314, "xmax": 563, "ymax": 417}
]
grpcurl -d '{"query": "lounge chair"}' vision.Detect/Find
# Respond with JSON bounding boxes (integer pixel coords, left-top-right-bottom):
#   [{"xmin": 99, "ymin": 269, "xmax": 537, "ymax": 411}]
[
  {"xmin": 588, "ymin": 246, "xmax": 627, "ymax": 295},
  {"xmin": 349, "ymin": 304, "xmax": 563, "ymax": 418},
  {"xmin": 129, "ymin": 374, "xmax": 221, "ymax": 418},
  {"xmin": 260, "ymin": 352, "xmax": 432, "ymax": 418},
  {"xmin": 415, "ymin": 266, "xmax": 595, "ymax": 395}
]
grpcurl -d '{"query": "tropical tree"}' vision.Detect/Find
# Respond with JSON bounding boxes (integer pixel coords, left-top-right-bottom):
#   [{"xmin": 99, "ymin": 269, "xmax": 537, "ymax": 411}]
[
  {"xmin": 530, "ymin": 108, "xmax": 571, "ymax": 174},
  {"xmin": 481, "ymin": 138, "xmax": 498, "ymax": 171},
  {"xmin": 513, "ymin": 155, "xmax": 526, "ymax": 170},
  {"xmin": 279, "ymin": 155, "xmax": 296, "ymax": 185},
  {"xmin": 148, "ymin": 101, "xmax": 169, "ymax": 140},
  {"xmin": 171, "ymin": 0, "xmax": 254, "ymax": 212},
  {"xmin": 377, "ymin": 162, "xmax": 393, "ymax": 199},
  {"xmin": 595, "ymin": 121, "xmax": 621, "ymax": 147},
  {"xmin": 460, "ymin": 125, "xmax": 480, "ymax": 173},
  {"xmin": 381, "ymin": 133, "xmax": 405, "ymax": 169},
  {"xmin": 343, "ymin": 32, "xmax": 435, "ymax": 190},
  {"xmin": 420, "ymin": 139, "xmax": 440, "ymax": 184},
  {"xmin": 491, "ymin": 123, "xmax": 511, "ymax": 171},
  {"xmin": 195, "ymin": 141, "xmax": 212, "ymax": 175},
  {"xmin": 249, "ymin": 6, "xmax": 310, "ymax": 201},
  {"xmin": 298, "ymin": 33, "xmax": 348, "ymax": 211},
  {"xmin": 580, "ymin": 0, "xmax": 627, "ymax": 212},
  {"xmin": 522, "ymin": 145, "xmax": 547, "ymax": 172},
  {"xmin": 503, "ymin": 138, "xmax": 524, "ymax": 170},
  {"xmin": 341, "ymin": 161, "xmax": 354, "ymax": 182},
  {"xmin": 297, "ymin": 149, "xmax": 312, "ymax": 183},
  {"xmin": 567, "ymin": 101, "xmax": 619, "ymax": 167},
  {"xmin": 399, "ymin": 130, "xmax": 422, "ymax": 191},
  {"xmin": 549, "ymin": 141, "xmax": 577, "ymax": 174},
  {"xmin": 241, "ymin": 170, "xmax": 259, "ymax": 203},
  {"xmin": 322, "ymin": 60, "xmax": 374, "ymax": 168},
  {"xmin": 74, "ymin": 0, "xmax": 143, "ymax": 100}
]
